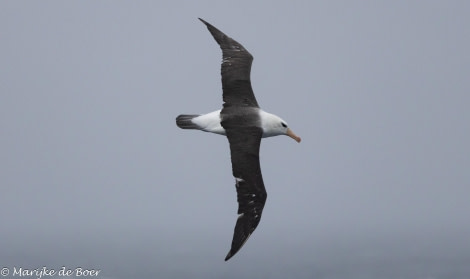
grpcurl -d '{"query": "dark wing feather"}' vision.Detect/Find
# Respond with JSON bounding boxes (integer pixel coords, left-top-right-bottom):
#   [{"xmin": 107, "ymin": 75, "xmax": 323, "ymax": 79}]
[
  {"xmin": 222, "ymin": 125, "xmax": 267, "ymax": 261},
  {"xmin": 199, "ymin": 18, "xmax": 259, "ymax": 108},
  {"xmin": 200, "ymin": 18, "xmax": 266, "ymax": 261}
]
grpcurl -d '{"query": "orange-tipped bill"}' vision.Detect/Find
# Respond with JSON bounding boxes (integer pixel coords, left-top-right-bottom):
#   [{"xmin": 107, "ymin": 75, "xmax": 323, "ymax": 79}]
[{"xmin": 286, "ymin": 128, "xmax": 301, "ymax": 143}]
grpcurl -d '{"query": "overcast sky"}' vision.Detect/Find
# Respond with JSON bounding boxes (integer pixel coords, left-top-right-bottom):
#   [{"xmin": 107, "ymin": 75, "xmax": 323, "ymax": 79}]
[{"xmin": 1, "ymin": 1, "xmax": 469, "ymax": 279}]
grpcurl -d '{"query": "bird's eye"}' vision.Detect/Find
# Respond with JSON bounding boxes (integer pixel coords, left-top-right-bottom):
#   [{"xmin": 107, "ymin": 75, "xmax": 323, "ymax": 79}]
[{"xmin": 281, "ymin": 122, "xmax": 287, "ymax": 128}]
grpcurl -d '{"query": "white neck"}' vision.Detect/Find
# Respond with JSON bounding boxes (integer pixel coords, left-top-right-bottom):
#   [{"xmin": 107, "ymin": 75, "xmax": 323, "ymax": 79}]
[{"xmin": 258, "ymin": 110, "xmax": 287, "ymax": 138}]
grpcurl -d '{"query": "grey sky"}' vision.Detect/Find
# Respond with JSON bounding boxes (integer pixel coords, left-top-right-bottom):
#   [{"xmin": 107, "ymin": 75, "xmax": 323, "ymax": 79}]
[{"xmin": 1, "ymin": 1, "xmax": 469, "ymax": 278}]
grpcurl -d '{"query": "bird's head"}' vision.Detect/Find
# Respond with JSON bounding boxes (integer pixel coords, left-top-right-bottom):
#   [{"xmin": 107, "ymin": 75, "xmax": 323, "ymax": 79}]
[{"xmin": 260, "ymin": 111, "xmax": 301, "ymax": 143}]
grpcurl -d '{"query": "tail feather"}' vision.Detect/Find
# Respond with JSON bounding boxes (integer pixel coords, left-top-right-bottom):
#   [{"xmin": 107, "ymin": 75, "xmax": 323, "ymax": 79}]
[{"xmin": 176, "ymin": 114, "xmax": 201, "ymax": 129}]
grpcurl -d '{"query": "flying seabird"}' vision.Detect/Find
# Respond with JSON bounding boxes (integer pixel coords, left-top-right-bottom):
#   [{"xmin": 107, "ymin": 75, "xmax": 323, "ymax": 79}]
[{"xmin": 176, "ymin": 18, "xmax": 301, "ymax": 261}]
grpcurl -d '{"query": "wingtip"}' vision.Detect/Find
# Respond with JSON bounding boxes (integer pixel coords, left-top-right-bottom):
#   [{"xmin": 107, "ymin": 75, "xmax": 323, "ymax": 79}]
[
  {"xmin": 224, "ymin": 251, "xmax": 234, "ymax": 261},
  {"xmin": 198, "ymin": 17, "xmax": 208, "ymax": 25}
]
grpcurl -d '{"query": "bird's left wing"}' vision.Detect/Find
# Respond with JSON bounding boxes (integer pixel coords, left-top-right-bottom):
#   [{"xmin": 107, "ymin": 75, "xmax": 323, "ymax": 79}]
[{"xmin": 199, "ymin": 18, "xmax": 259, "ymax": 108}]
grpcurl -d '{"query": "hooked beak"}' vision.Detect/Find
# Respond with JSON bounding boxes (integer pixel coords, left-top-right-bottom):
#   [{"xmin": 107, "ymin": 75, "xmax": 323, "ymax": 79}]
[{"xmin": 286, "ymin": 128, "xmax": 301, "ymax": 143}]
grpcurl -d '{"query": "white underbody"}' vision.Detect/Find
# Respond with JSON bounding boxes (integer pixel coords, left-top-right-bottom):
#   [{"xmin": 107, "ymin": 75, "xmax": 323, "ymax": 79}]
[
  {"xmin": 191, "ymin": 110, "xmax": 226, "ymax": 135},
  {"xmin": 191, "ymin": 109, "xmax": 289, "ymax": 138}
]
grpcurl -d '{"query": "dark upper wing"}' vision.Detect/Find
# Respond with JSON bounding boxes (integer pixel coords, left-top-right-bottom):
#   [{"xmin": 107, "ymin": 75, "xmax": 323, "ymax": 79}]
[
  {"xmin": 199, "ymin": 18, "xmax": 259, "ymax": 108},
  {"xmin": 223, "ymin": 125, "xmax": 267, "ymax": 261}
]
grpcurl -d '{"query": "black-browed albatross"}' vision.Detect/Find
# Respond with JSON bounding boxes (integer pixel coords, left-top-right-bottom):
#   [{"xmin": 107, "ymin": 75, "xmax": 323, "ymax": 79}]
[{"xmin": 176, "ymin": 18, "xmax": 301, "ymax": 261}]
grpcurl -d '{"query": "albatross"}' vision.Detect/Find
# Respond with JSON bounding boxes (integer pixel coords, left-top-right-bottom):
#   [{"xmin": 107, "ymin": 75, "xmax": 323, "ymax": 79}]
[{"xmin": 176, "ymin": 18, "xmax": 301, "ymax": 261}]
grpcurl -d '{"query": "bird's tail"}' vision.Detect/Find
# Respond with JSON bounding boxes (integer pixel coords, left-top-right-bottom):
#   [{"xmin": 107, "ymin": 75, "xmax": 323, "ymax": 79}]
[{"xmin": 176, "ymin": 114, "xmax": 202, "ymax": 130}]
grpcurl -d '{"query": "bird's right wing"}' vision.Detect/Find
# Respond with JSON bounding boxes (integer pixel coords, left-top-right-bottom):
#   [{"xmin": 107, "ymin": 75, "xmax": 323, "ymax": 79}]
[{"xmin": 223, "ymin": 126, "xmax": 267, "ymax": 261}]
